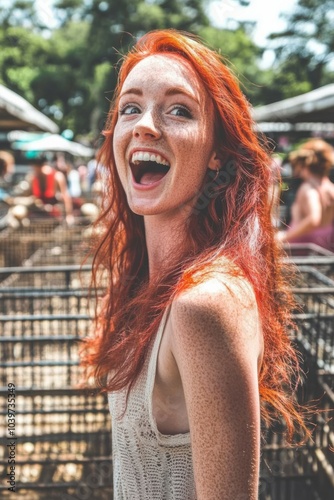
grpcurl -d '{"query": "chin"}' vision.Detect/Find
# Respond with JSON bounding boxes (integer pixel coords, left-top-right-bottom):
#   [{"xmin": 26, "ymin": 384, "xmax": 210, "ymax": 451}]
[{"xmin": 128, "ymin": 202, "xmax": 162, "ymax": 216}]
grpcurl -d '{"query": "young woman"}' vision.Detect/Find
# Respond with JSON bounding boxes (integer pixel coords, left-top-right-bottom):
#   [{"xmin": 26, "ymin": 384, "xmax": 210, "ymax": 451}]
[
  {"xmin": 83, "ymin": 30, "xmax": 308, "ymax": 499},
  {"xmin": 278, "ymin": 139, "xmax": 334, "ymax": 251}
]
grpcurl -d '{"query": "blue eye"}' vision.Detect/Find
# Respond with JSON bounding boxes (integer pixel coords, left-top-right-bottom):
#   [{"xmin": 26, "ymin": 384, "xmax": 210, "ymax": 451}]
[
  {"xmin": 120, "ymin": 104, "xmax": 140, "ymax": 115},
  {"xmin": 170, "ymin": 106, "xmax": 192, "ymax": 118}
]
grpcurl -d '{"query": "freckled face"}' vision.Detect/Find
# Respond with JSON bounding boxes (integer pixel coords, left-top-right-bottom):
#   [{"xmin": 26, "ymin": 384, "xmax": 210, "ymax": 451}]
[{"xmin": 113, "ymin": 54, "xmax": 218, "ymax": 216}]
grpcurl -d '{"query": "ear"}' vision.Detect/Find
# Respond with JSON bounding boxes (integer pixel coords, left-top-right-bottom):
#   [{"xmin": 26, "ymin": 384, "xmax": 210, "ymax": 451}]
[{"xmin": 208, "ymin": 151, "xmax": 222, "ymax": 172}]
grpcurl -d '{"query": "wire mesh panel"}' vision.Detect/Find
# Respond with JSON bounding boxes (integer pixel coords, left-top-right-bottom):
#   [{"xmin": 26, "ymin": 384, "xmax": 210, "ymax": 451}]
[
  {"xmin": 0, "ymin": 314, "xmax": 92, "ymax": 389},
  {"xmin": 22, "ymin": 221, "xmax": 95, "ymax": 267},
  {"xmin": 0, "ymin": 389, "xmax": 111, "ymax": 458},
  {"xmin": 259, "ymin": 448, "xmax": 320, "ymax": 500},
  {"xmin": 0, "ymin": 219, "xmax": 62, "ymax": 268},
  {"xmin": 291, "ymin": 267, "xmax": 334, "ymax": 377},
  {"xmin": 283, "ymin": 243, "xmax": 334, "ymax": 258},
  {"xmin": 1, "ymin": 261, "xmax": 333, "ymax": 498},
  {"xmin": 313, "ymin": 376, "xmax": 334, "ymax": 466},
  {"xmin": 284, "ymin": 244, "xmax": 334, "ymax": 281},
  {"xmin": 0, "ymin": 290, "xmax": 97, "ymax": 316},
  {"xmin": 0, "ymin": 218, "xmax": 94, "ymax": 268},
  {"xmin": 0, "ymin": 265, "xmax": 111, "ymax": 498},
  {"xmin": 259, "ymin": 373, "xmax": 334, "ymax": 500},
  {"xmin": 258, "ymin": 263, "xmax": 334, "ymax": 500},
  {"xmin": 0, "ymin": 265, "xmax": 94, "ymax": 290},
  {"xmin": 0, "ymin": 268, "xmax": 105, "ymax": 390},
  {"xmin": 0, "ymin": 389, "xmax": 112, "ymax": 499}
]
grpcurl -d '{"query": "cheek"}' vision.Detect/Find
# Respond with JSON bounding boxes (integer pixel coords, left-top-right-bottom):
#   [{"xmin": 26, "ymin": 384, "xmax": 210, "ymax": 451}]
[
  {"xmin": 113, "ymin": 127, "xmax": 127, "ymax": 164},
  {"xmin": 177, "ymin": 124, "xmax": 212, "ymax": 157},
  {"xmin": 112, "ymin": 126, "xmax": 122, "ymax": 158},
  {"xmin": 112, "ymin": 144, "xmax": 127, "ymax": 191}
]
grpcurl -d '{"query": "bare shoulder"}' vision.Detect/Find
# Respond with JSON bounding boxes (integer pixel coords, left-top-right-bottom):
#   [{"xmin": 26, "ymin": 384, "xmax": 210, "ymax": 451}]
[
  {"xmin": 298, "ymin": 181, "xmax": 320, "ymax": 201},
  {"xmin": 170, "ymin": 272, "xmax": 262, "ymax": 364},
  {"xmin": 55, "ymin": 170, "xmax": 66, "ymax": 182},
  {"xmin": 169, "ymin": 270, "xmax": 263, "ymax": 498}
]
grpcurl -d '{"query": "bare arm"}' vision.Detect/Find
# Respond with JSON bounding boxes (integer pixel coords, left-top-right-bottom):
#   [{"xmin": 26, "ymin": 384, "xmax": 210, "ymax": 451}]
[
  {"xmin": 55, "ymin": 171, "xmax": 74, "ymax": 223},
  {"xmin": 170, "ymin": 277, "xmax": 262, "ymax": 500},
  {"xmin": 279, "ymin": 185, "xmax": 322, "ymax": 242}
]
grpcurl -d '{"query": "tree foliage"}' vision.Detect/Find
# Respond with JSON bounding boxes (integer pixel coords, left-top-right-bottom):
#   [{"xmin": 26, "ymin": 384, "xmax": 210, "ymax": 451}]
[
  {"xmin": 198, "ymin": 25, "xmax": 268, "ymax": 103},
  {"xmin": 1, "ymin": 0, "xmax": 330, "ymax": 137},
  {"xmin": 267, "ymin": 0, "xmax": 334, "ymax": 100}
]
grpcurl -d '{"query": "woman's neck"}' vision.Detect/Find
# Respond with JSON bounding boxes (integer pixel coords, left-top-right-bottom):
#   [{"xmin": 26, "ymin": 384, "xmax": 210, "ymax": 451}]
[{"xmin": 144, "ymin": 214, "xmax": 190, "ymax": 281}]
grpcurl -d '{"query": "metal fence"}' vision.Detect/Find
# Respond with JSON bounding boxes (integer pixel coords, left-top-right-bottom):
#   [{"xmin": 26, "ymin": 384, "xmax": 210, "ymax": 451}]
[
  {"xmin": 0, "ymin": 218, "xmax": 94, "ymax": 269},
  {"xmin": 259, "ymin": 245, "xmax": 334, "ymax": 500},
  {"xmin": 0, "ymin": 244, "xmax": 334, "ymax": 499},
  {"xmin": 0, "ymin": 266, "xmax": 111, "ymax": 499}
]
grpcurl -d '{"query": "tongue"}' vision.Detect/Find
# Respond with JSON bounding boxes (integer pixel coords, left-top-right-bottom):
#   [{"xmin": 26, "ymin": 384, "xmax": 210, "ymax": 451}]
[{"xmin": 140, "ymin": 171, "xmax": 166, "ymax": 185}]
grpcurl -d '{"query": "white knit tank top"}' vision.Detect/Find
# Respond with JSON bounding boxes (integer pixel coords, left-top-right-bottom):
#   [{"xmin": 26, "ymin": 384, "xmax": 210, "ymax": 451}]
[{"xmin": 108, "ymin": 305, "xmax": 196, "ymax": 500}]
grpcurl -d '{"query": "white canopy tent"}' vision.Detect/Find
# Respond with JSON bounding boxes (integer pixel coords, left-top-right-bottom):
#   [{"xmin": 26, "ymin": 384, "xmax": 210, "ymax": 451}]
[
  {"xmin": 0, "ymin": 84, "xmax": 58, "ymax": 132},
  {"xmin": 253, "ymin": 84, "xmax": 334, "ymax": 125},
  {"xmin": 13, "ymin": 133, "xmax": 94, "ymax": 157}
]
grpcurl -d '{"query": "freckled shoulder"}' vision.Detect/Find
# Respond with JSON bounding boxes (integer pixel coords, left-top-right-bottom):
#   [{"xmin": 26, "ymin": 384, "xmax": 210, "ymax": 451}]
[
  {"xmin": 171, "ymin": 275, "xmax": 262, "ymax": 364},
  {"xmin": 168, "ymin": 272, "xmax": 263, "ymax": 498}
]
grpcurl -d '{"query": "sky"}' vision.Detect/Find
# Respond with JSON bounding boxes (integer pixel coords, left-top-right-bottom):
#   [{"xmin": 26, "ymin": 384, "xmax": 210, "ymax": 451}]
[
  {"xmin": 208, "ymin": 0, "xmax": 298, "ymax": 66},
  {"xmin": 35, "ymin": 0, "xmax": 298, "ymax": 66},
  {"xmin": 35, "ymin": 0, "xmax": 298, "ymax": 42},
  {"xmin": 208, "ymin": 0, "xmax": 297, "ymax": 45}
]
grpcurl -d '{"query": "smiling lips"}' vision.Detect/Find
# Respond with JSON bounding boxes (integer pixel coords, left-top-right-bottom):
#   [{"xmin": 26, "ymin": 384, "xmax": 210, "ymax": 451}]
[{"xmin": 130, "ymin": 150, "xmax": 170, "ymax": 185}]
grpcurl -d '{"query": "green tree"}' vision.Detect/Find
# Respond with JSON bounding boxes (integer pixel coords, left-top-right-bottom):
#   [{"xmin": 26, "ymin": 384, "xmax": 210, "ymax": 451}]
[
  {"xmin": 0, "ymin": 0, "xmax": 44, "ymax": 30},
  {"xmin": 269, "ymin": 0, "xmax": 334, "ymax": 93},
  {"xmin": 198, "ymin": 25, "xmax": 269, "ymax": 105},
  {"xmin": 30, "ymin": 21, "xmax": 93, "ymax": 134},
  {"xmin": 0, "ymin": 0, "xmax": 267, "ymax": 136},
  {"xmin": 0, "ymin": 26, "xmax": 50, "ymax": 101}
]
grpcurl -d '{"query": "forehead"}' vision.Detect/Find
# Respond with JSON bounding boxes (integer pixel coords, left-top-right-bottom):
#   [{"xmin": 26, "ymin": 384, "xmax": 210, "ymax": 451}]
[{"xmin": 121, "ymin": 54, "xmax": 209, "ymax": 103}]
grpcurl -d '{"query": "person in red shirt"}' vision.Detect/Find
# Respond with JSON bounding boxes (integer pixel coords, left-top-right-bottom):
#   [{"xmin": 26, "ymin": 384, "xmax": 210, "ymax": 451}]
[{"xmin": 29, "ymin": 157, "xmax": 74, "ymax": 225}]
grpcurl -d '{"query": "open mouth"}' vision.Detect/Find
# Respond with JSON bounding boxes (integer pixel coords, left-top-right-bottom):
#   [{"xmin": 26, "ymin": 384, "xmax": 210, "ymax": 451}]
[{"xmin": 130, "ymin": 153, "xmax": 170, "ymax": 185}]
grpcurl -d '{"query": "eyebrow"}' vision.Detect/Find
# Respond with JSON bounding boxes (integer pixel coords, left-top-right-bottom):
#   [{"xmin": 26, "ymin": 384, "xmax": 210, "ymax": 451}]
[{"xmin": 119, "ymin": 86, "xmax": 200, "ymax": 104}]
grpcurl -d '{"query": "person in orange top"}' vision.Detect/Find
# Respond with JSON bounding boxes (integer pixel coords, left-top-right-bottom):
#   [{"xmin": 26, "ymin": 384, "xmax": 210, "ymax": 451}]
[{"xmin": 29, "ymin": 157, "xmax": 74, "ymax": 225}]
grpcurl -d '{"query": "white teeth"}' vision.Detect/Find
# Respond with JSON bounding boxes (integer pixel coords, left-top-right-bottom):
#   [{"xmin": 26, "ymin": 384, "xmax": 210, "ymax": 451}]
[{"xmin": 131, "ymin": 151, "xmax": 170, "ymax": 166}]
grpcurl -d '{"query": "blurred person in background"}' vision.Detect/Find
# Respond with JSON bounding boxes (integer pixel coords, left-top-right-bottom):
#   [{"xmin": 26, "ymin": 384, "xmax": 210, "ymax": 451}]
[
  {"xmin": 268, "ymin": 153, "xmax": 282, "ymax": 228},
  {"xmin": 0, "ymin": 152, "xmax": 15, "ymax": 228},
  {"xmin": 0, "ymin": 151, "xmax": 30, "ymax": 228},
  {"xmin": 20, "ymin": 156, "xmax": 74, "ymax": 225},
  {"xmin": 277, "ymin": 139, "xmax": 334, "ymax": 250},
  {"xmin": 67, "ymin": 162, "xmax": 83, "ymax": 214},
  {"xmin": 77, "ymin": 162, "xmax": 89, "ymax": 193},
  {"xmin": 0, "ymin": 150, "xmax": 15, "ymax": 183},
  {"xmin": 82, "ymin": 30, "xmax": 310, "ymax": 500},
  {"xmin": 55, "ymin": 154, "xmax": 83, "ymax": 213},
  {"xmin": 0, "ymin": 151, "xmax": 12, "ymax": 200},
  {"xmin": 87, "ymin": 154, "xmax": 98, "ymax": 191}
]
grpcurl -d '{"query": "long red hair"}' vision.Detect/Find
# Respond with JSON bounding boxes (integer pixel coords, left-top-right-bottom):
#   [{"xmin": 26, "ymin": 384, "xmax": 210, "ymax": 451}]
[{"xmin": 82, "ymin": 30, "xmax": 308, "ymax": 441}]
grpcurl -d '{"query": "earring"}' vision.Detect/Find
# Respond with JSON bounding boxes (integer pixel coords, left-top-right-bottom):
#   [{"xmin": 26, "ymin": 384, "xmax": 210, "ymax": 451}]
[{"xmin": 213, "ymin": 168, "xmax": 220, "ymax": 182}]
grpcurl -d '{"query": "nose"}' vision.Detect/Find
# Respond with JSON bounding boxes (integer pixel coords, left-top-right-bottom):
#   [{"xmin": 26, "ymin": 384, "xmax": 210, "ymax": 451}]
[{"xmin": 133, "ymin": 110, "xmax": 161, "ymax": 140}]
